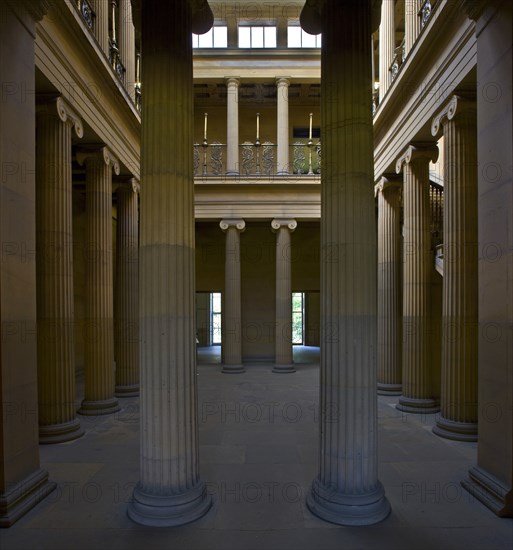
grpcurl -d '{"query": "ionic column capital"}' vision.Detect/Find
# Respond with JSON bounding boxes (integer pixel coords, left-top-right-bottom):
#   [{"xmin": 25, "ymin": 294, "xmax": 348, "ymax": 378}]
[
  {"xmin": 115, "ymin": 178, "xmax": 140, "ymax": 195},
  {"xmin": 77, "ymin": 146, "xmax": 121, "ymax": 175},
  {"xmin": 37, "ymin": 96, "xmax": 84, "ymax": 138},
  {"xmin": 276, "ymin": 77, "xmax": 291, "ymax": 88},
  {"xmin": 225, "ymin": 77, "xmax": 240, "ymax": 88},
  {"xmin": 271, "ymin": 219, "xmax": 297, "ymax": 233},
  {"xmin": 220, "ymin": 219, "xmax": 246, "ymax": 232},
  {"xmin": 375, "ymin": 175, "xmax": 402, "ymax": 197},
  {"xmin": 457, "ymin": 0, "xmax": 486, "ymax": 21},
  {"xmin": 431, "ymin": 95, "xmax": 477, "ymax": 137},
  {"xmin": 396, "ymin": 144, "xmax": 439, "ymax": 174}
]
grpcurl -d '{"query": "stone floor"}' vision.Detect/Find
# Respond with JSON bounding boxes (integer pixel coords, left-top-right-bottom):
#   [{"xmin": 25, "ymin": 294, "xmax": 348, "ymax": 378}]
[{"xmin": 1, "ymin": 348, "xmax": 512, "ymax": 550}]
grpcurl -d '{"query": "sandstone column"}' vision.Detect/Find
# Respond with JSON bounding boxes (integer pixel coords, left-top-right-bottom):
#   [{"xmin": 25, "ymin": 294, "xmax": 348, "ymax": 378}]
[
  {"xmin": 36, "ymin": 97, "xmax": 84, "ymax": 443},
  {"xmin": 303, "ymin": 0, "xmax": 391, "ymax": 525},
  {"xmin": 430, "ymin": 95, "xmax": 478, "ymax": 441},
  {"xmin": 118, "ymin": 0, "xmax": 136, "ymax": 100},
  {"xmin": 376, "ymin": 176, "xmax": 402, "ymax": 396},
  {"xmin": 77, "ymin": 147, "xmax": 120, "ymax": 416},
  {"xmin": 115, "ymin": 179, "xmax": 140, "ymax": 397},
  {"xmin": 92, "ymin": 0, "xmax": 109, "ymax": 55},
  {"xmin": 225, "ymin": 77, "xmax": 240, "ymax": 175},
  {"xmin": 220, "ymin": 219, "xmax": 245, "ymax": 374},
  {"xmin": 276, "ymin": 77, "xmax": 290, "ymax": 175},
  {"xmin": 404, "ymin": 0, "xmax": 421, "ymax": 56},
  {"xmin": 128, "ymin": 0, "xmax": 212, "ymax": 527},
  {"xmin": 378, "ymin": 0, "xmax": 395, "ymax": 100},
  {"xmin": 272, "ymin": 219, "xmax": 297, "ymax": 373},
  {"xmin": 396, "ymin": 144, "xmax": 439, "ymax": 413}
]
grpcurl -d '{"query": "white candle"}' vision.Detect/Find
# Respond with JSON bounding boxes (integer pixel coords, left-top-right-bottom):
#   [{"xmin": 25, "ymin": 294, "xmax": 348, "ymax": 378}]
[
  {"xmin": 204, "ymin": 113, "xmax": 208, "ymax": 141},
  {"xmin": 309, "ymin": 113, "xmax": 313, "ymax": 140},
  {"xmin": 256, "ymin": 113, "xmax": 260, "ymax": 140}
]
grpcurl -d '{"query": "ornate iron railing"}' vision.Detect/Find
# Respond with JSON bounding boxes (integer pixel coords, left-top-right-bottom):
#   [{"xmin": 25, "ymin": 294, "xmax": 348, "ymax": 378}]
[
  {"xmin": 420, "ymin": 0, "xmax": 433, "ymax": 28},
  {"xmin": 193, "ymin": 142, "xmax": 226, "ymax": 176},
  {"xmin": 390, "ymin": 39, "xmax": 406, "ymax": 82},
  {"xmin": 291, "ymin": 141, "xmax": 321, "ymax": 175},
  {"xmin": 429, "ymin": 180, "xmax": 444, "ymax": 249},
  {"xmin": 77, "ymin": 0, "xmax": 96, "ymax": 30},
  {"xmin": 240, "ymin": 142, "xmax": 275, "ymax": 176}
]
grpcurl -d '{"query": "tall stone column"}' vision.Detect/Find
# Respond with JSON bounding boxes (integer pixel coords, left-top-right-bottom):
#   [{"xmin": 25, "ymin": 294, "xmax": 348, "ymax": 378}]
[
  {"xmin": 396, "ymin": 144, "xmax": 439, "ymax": 414},
  {"xmin": 36, "ymin": 97, "xmax": 84, "ymax": 444},
  {"xmin": 404, "ymin": 0, "xmax": 421, "ymax": 56},
  {"xmin": 118, "ymin": 0, "xmax": 136, "ymax": 100},
  {"xmin": 115, "ymin": 179, "xmax": 140, "ymax": 397},
  {"xmin": 272, "ymin": 219, "xmax": 296, "ymax": 373},
  {"xmin": 128, "ymin": 0, "xmax": 212, "ymax": 527},
  {"xmin": 77, "ymin": 147, "xmax": 120, "ymax": 416},
  {"xmin": 303, "ymin": 0, "xmax": 390, "ymax": 526},
  {"xmin": 225, "ymin": 77, "xmax": 240, "ymax": 175},
  {"xmin": 92, "ymin": 0, "xmax": 109, "ymax": 55},
  {"xmin": 431, "ymin": 95, "xmax": 478, "ymax": 441},
  {"xmin": 220, "ymin": 219, "xmax": 245, "ymax": 374},
  {"xmin": 276, "ymin": 77, "xmax": 290, "ymax": 175},
  {"xmin": 378, "ymin": 0, "xmax": 395, "ymax": 101},
  {"xmin": 376, "ymin": 176, "xmax": 402, "ymax": 396}
]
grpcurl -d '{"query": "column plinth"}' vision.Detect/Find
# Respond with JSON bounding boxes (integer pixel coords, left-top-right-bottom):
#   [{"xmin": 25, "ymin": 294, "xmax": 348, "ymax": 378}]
[
  {"xmin": 376, "ymin": 177, "xmax": 402, "ymax": 396},
  {"xmin": 77, "ymin": 146, "xmax": 120, "ymax": 416},
  {"xmin": 276, "ymin": 77, "xmax": 290, "ymax": 175},
  {"xmin": 115, "ymin": 179, "xmax": 140, "ymax": 396},
  {"xmin": 220, "ymin": 219, "xmax": 245, "ymax": 374},
  {"xmin": 304, "ymin": 0, "xmax": 390, "ymax": 526},
  {"xmin": 272, "ymin": 219, "xmax": 296, "ymax": 373},
  {"xmin": 396, "ymin": 144, "xmax": 440, "ymax": 414},
  {"xmin": 431, "ymin": 96, "xmax": 478, "ymax": 441},
  {"xmin": 225, "ymin": 77, "xmax": 240, "ymax": 175},
  {"xmin": 127, "ymin": 0, "xmax": 211, "ymax": 527},
  {"xmin": 36, "ymin": 97, "xmax": 85, "ymax": 444}
]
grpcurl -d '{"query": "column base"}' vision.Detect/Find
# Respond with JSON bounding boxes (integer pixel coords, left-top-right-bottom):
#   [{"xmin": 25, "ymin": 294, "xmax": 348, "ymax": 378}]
[
  {"xmin": 0, "ymin": 468, "xmax": 56, "ymax": 527},
  {"xmin": 306, "ymin": 477, "xmax": 391, "ymax": 526},
  {"xmin": 432, "ymin": 417, "xmax": 477, "ymax": 442},
  {"xmin": 272, "ymin": 364, "xmax": 296, "ymax": 374},
  {"xmin": 396, "ymin": 396, "xmax": 439, "ymax": 414},
  {"xmin": 461, "ymin": 466, "xmax": 513, "ymax": 517},
  {"xmin": 221, "ymin": 364, "xmax": 245, "ymax": 374},
  {"xmin": 225, "ymin": 170, "xmax": 239, "ymax": 176},
  {"xmin": 77, "ymin": 397, "xmax": 120, "ymax": 416},
  {"xmin": 115, "ymin": 384, "xmax": 140, "ymax": 398},
  {"xmin": 127, "ymin": 480, "xmax": 213, "ymax": 527},
  {"xmin": 377, "ymin": 383, "xmax": 402, "ymax": 396},
  {"xmin": 39, "ymin": 418, "xmax": 84, "ymax": 445}
]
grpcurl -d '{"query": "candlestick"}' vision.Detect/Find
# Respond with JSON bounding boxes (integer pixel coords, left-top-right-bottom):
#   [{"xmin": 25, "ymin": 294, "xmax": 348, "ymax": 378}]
[
  {"xmin": 204, "ymin": 113, "xmax": 208, "ymax": 141},
  {"xmin": 256, "ymin": 113, "xmax": 260, "ymax": 141},
  {"xmin": 309, "ymin": 113, "xmax": 313, "ymax": 140}
]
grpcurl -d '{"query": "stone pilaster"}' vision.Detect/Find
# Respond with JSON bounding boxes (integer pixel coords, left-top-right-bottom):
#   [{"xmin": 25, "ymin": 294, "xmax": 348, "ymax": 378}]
[
  {"xmin": 396, "ymin": 144, "xmax": 440, "ymax": 414},
  {"xmin": 114, "ymin": 179, "xmax": 140, "ymax": 397},
  {"xmin": 376, "ymin": 176, "xmax": 402, "ymax": 396},
  {"xmin": 404, "ymin": 0, "xmax": 421, "ymax": 56},
  {"xmin": 220, "ymin": 219, "xmax": 245, "ymax": 373},
  {"xmin": 77, "ymin": 147, "xmax": 120, "ymax": 416},
  {"xmin": 92, "ymin": 0, "xmax": 109, "ymax": 55},
  {"xmin": 276, "ymin": 77, "xmax": 290, "ymax": 175},
  {"xmin": 118, "ymin": 0, "xmax": 136, "ymax": 100},
  {"xmin": 430, "ymin": 96, "xmax": 478, "ymax": 441},
  {"xmin": 225, "ymin": 77, "xmax": 240, "ymax": 175},
  {"xmin": 36, "ymin": 97, "xmax": 85, "ymax": 444},
  {"xmin": 305, "ymin": 0, "xmax": 390, "ymax": 526},
  {"xmin": 272, "ymin": 219, "xmax": 296, "ymax": 373},
  {"xmin": 127, "ymin": 0, "xmax": 212, "ymax": 527},
  {"xmin": 378, "ymin": 0, "xmax": 394, "ymax": 100}
]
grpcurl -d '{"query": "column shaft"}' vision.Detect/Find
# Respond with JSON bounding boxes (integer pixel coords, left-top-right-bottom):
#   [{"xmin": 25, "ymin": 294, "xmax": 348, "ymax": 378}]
[
  {"xmin": 376, "ymin": 179, "xmax": 402, "ymax": 395},
  {"xmin": 115, "ymin": 180, "xmax": 140, "ymax": 396},
  {"xmin": 36, "ymin": 98, "xmax": 84, "ymax": 443},
  {"xmin": 118, "ymin": 0, "xmax": 136, "ymax": 100},
  {"xmin": 77, "ymin": 147, "xmax": 120, "ymax": 416},
  {"xmin": 305, "ymin": 0, "xmax": 390, "ymax": 526},
  {"xmin": 432, "ymin": 97, "xmax": 478, "ymax": 441},
  {"xmin": 404, "ymin": 0, "xmax": 421, "ymax": 56},
  {"xmin": 276, "ymin": 77, "xmax": 290, "ymax": 174},
  {"xmin": 272, "ymin": 219, "xmax": 296, "ymax": 373},
  {"xmin": 93, "ymin": 0, "xmax": 109, "ymax": 55},
  {"xmin": 378, "ymin": 0, "xmax": 394, "ymax": 100},
  {"xmin": 128, "ymin": 0, "xmax": 211, "ymax": 527},
  {"xmin": 396, "ymin": 145, "xmax": 439, "ymax": 413},
  {"xmin": 220, "ymin": 220, "xmax": 245, "ymax": 373},
  {"xmin": 226, "ymin": 77, "xmax": 240, "ymax": 175}
]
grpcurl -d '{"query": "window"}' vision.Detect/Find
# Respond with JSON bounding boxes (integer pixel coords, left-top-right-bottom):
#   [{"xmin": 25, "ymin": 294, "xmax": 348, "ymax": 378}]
[
  {"xmin": 238, "ymin": 26, "xmax": 277, "ymax": 48},
  {"xmin": 211, "ymin": 292, "xmax": 222, "ymax": 344},
  {"xmin": 292, "ymin": 292, "xmax": 305, "ymax": 345},
  {"xmin": 287, "ymin": 26, "xmax": 321, "ymax": 48},
  {"xmin": 192, "ymin": 26, "xmax": 228, "ymax": 48}
]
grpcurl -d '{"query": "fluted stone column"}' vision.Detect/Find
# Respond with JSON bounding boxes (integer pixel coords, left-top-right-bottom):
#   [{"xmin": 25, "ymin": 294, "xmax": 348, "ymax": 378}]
[
  {"xmin": 404, "ymin": 0, "xmax": 421, "ymax": 56},
  {"xmin": 304, "ymin": 0, "xmax": 391, "ymax": 526},
  {"xmin": 376, "ymin": 177, "xmax": 402, "ymax": 396},
  {"xmin": 225, "ymin": 77, "xmax": 240, "ymax": 175},
  {"xmin": 118, "ymin": 0, "xmax": 136, "ymax": 100},
  {"xmin": 431, "ymin": 96, "xmax": 478, "ymax": 441},
  {"xmin": 77, "ymin": 147, "xmax": 120, "ymax": 416},
  {"xmin": 36, "ymin": 97, "xmax": 84, "ymax": 444},
  {"xmin": 115, "ymin": 179, "xmax": 140, "ymax": 397},
  {"xmin": 220, "ymin": 219, "xmax": 245, "ymax": 374},
  {"xmin": 378, "ymin": 0, "xmax": 394, "ymax": 100},
  {"xmin": 128, "ymin": 0, "xmax": 212, "ymax": 527},
  {"xmin": 93, "ymin": 0, "xmax": 109, "ymax": 55},
  {"xmin": 396, "ymin": 144, "xmax": 440, "ymax": 414},
  {"xmin": 276, "ymin": 77, "xmax": 290, "ymax": 175},
  {"xmin": 272, "ymin": 219, "xmax": 296, "ymax": 373}
]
